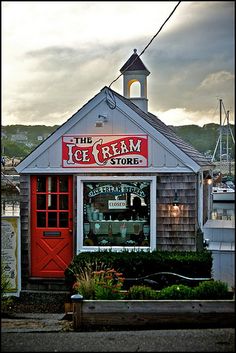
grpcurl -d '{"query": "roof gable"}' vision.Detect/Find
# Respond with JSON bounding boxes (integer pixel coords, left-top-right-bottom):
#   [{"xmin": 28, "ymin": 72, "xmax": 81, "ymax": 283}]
[
  {"xmin": 16, "ymin": 86, "xmax": 213, "ymax": 174},
  {"xmin": 16, "ymin": 89, "xmax": 105, "ymax": 173},
  {"xmin": 110, "ymin": 87, "xmax": 213, "ymax": 168}
]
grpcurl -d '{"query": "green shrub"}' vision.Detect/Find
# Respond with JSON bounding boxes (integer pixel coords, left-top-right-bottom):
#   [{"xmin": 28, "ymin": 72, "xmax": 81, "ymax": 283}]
[
  {"xmin": 72, "ymin": 260, "xmax": 111, "ymax": 299},
  {"xmin": 65, "ymin": 250, "xmax": 213, "ymax": 288},
  {"xmin": 1, "ymin": 262, "xmax": 11, "ymax": 299},
  {"xmin": 157, "ymin": 284, "xmax": 194, "ymax": 299},
  {"xmin": 156, "ymin": 280, "xmax": 230, "ymax": 300},
  {"xmin": 193, "ymin": 280, "xmax": 229, "ymax": 299},
  {"xmin": 93, "ymin": 269, "xmax": 125, "ymax": 300},
  {"xmin": 65, "ymin": 252, "xmax": 113, "ymax": 288},
  {"xmin": 1, "ymin": 262, "xmax": 13, "ymax": 310},
  {"xmin": 127, "ymin": 285, "xmax": 158, "ymax": 300},
  {"xmin": 73, "ymin": 275, "xmax": 96, "ymax": 299},
  {"xmin": 94, "ymin": 284, "xmax": 123, "ymax": 300},
  {"xmin": 72, "ymin": 264, "xmax": 125, "ymax": 300}
]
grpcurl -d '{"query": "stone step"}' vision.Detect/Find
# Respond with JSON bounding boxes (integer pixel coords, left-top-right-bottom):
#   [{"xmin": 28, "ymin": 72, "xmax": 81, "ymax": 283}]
[{"xmin": 10, "ymin": 290, "xmax": 71, "ymax": 313}]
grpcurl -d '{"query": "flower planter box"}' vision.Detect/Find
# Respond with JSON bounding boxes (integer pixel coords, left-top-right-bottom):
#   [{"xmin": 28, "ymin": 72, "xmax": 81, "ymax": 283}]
[{"xmin": 71, "ymin": 295, "xmax": 235, "ymax": 330}]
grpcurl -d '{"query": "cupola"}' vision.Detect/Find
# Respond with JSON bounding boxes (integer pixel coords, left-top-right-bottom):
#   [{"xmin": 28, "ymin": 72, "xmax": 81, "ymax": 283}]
[{"xmin": 120, "ymin": 49, "xmax": 150, "ymax": 113}]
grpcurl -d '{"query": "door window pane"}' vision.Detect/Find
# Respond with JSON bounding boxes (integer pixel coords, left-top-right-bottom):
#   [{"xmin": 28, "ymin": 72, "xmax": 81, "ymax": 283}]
[
  {"xmin": 48, "ymin": 212, "xmax": 57, "ymax": 227},
  {"xmin": 59, "ymin": 176, "xmax": 68, "ymax": 192},
  {"xmin": 48, "ymin": 176, "xmax": 57, "ymax": 192},
  {"xmin": 59, "ymin": 195, "xmax": 68, "ymax": 210},
  {"xmin": 37, "ymin": 195, "xmax": 46, "ymax": 210},
  {"xmin": 37, "ymin": 212, "xmax": 46, "ymax": 227},
  {"xmin": 48, "ymin": 194, "xmax": 57, "ymax": 210},
  {"xmin": 37, "ymin": 176, "xmax": 46, "ymax": 192},
  {"xmin": 59, "ymin": 212, "xmax": 68, "ymax": 227}
]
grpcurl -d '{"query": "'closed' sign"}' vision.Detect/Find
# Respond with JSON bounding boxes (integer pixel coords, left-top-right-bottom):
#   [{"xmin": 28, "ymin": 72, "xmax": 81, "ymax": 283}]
[{"xmin": 108, "ymin": 200, "xmax": 127, "ymax": 209}]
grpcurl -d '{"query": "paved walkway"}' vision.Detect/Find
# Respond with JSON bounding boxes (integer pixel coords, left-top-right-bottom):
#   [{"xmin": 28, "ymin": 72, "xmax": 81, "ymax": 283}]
[
  {"xmin": 1, "ymin": 313, "xmax": 72, "ymax": 333},
  {"xmin": 2, "ymin": 328, "xmax": 235, "ymax": 352},
  {"xmin": 1, "ymin": 313, "xmax": 235, "ymax": 352}
]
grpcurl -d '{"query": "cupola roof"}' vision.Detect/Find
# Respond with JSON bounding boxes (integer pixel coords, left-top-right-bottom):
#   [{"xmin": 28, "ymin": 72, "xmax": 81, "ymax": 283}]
[{"xmin": 120, "ymin": 49, "xmax": 150, "ymax": 74}]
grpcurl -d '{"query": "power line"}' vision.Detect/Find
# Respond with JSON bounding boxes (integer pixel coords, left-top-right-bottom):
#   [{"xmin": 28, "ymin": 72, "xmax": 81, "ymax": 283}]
[{"xmin": 109, "ymin": 1, "xmax": 181, "ymax": 88}]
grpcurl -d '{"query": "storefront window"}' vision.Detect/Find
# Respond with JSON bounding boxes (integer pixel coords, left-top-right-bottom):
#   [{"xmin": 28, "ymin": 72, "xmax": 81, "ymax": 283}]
[{"xmin": 82, "ymin": 181, "xmax": 151, "ymax": 247}]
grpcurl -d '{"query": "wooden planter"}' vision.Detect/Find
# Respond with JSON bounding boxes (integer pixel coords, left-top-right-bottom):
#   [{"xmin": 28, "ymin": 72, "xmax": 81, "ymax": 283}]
[{"xmin": 71, "ymin": 295, "xmax": 235, "ymax": 330}]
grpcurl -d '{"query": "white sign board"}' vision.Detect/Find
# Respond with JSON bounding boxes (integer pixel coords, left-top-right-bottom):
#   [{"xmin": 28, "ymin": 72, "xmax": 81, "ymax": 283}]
[
  {"xmin": 1, "ymin": 216, "xmax": 21, "ymax": 296},
  {"xmin": 108, "ymin": 200, "xmax": 127, "ymax": 209}
]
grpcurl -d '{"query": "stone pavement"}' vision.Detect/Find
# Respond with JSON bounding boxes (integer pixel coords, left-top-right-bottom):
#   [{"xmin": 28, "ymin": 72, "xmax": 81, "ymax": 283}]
[{"xmin": 1, "ymin": 313, "xmax": 73, "ymax": 333}]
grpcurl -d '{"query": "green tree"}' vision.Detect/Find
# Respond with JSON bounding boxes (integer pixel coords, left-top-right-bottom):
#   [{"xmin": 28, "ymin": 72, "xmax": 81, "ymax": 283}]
[{"xmin": 2, "ymin": 139, "xmax": 31, "ymax": 158}]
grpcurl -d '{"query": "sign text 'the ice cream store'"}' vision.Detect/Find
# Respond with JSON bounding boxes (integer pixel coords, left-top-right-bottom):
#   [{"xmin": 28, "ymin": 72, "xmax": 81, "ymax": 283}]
[{"xmin": 62, "ymin": 135, "xmax": 148, "ymax": 168}]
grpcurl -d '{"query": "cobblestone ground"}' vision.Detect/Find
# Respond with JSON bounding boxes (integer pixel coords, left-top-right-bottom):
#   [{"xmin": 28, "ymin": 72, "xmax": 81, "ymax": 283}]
[{"xmin": 1, "ymin": 313, "xmax": 73, "ymax": 333}]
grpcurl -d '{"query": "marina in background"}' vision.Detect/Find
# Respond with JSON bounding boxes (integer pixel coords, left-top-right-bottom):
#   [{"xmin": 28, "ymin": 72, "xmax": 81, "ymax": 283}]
[{"xmin": 210, "ymin": 98, "xmax": 235, "ymax": 211}]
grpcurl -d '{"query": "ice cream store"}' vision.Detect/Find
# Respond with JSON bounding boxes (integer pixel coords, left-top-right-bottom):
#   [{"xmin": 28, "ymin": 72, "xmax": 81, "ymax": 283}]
[{"xmin": 16, "ymin": 50, "xmax": 214, "ymax": 291}]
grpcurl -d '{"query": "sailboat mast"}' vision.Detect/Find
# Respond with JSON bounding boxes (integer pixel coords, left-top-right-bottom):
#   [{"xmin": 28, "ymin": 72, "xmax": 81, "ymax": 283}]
[
  {"xmin": 226, "ymin": 110, "xmax": 233, "ymax": 176},
  {"xmin": 219, "ymin": 98, "xmax": 222, "ymax": 173},
  {"xmin": 226, "ymin": 110, "xmax": 229, "ymax": 165},
  {"xmin": 211, "ymin": 98, "xmax": 234, "ymax": 177}
]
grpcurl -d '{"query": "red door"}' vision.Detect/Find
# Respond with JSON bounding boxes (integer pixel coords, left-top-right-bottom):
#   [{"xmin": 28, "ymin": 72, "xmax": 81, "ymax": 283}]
[{"xmin": 31, "ymin": 175, "xmax": 73, "ymax": 278}]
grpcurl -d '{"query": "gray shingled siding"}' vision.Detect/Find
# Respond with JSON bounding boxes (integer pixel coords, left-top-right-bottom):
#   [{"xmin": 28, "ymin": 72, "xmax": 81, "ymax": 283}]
[
  {"xmin": 156, "ymin": 173, "xmax": 197, "ymax": 251},
  {"xmin": 20, "ymin": 172, "xmax": 201, "ymax": 290},
  {"xmin": 19, "ymin": 175, "xmax": 30, "ymax": 289}
]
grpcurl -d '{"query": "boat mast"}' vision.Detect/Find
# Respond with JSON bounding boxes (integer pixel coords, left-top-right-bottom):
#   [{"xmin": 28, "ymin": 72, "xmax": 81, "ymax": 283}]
[
  {"xmin": 226, "ymin": 110, "xmax": 229, "ymax": 172},
  {"xmin": 219, "ymin": 98, "xmax": 222, "ymax": 173},
  {"xmin": 211, "ymin": 98, "xmax": 234, "ymax": 176},
  {"xmin": 211, "ymin": 98, "xmax": 223, "ymax": 167},
  {"xmin": 226, "ymin": 110, "xmax": 235, "ymax": 176}
]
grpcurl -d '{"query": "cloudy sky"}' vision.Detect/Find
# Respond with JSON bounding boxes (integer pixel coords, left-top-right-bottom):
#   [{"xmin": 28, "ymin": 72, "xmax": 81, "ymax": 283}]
[{"xmin": 2, "ymin": 1, "xmax": 235, "ymax": 127}]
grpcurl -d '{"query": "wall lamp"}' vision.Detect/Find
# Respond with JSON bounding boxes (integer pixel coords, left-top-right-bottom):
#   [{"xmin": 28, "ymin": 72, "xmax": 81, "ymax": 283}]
[
  {"xmin": 172, "ymin": 190, "xmax": 180, "ymax": 217},
  {"xmin": 95, "ymin": 114, "xmax": 108, "ymax": 127},
  {"xmin": 204, "ymin": 173, "xmax": 213, "ymax": 185},
  {"xmin": 203, "ymin": 172, "xmax": 213, "ymax": 185},
  {"xmin": 173, "ymin": 191, "xmax": 179, "ymax": 207}
]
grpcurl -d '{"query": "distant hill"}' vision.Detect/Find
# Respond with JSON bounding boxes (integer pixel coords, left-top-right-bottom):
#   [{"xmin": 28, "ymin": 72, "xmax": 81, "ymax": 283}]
[
  {"xmin": 1, "ymin": 123, "xmax": 235, "ymax": 160},
  {"xmin": 171, "ymin": 123, "xmax": 235, "ymax": 160},
  {"xmin": 2, "ymin": 125, "xmax": 60, "ymax": 159},
  {"xmin": 2, "ymin": 124, "xmax": 59, "ymax": 140}
]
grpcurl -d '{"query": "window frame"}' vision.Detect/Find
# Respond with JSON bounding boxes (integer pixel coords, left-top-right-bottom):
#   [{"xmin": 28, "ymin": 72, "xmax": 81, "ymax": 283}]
[
  {"xmin": 32, "ymin": 175, "xmax": 72, "ymax": 229},
  {"xmin": 76, "ymin": 175, "xmax": 156, "ymax": 252}
]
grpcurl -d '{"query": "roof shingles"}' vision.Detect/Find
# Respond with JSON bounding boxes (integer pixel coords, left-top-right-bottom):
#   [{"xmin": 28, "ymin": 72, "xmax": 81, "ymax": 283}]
[{"xmin": 120, "ymin": 50, "xmax": 150, "ymax": 74}]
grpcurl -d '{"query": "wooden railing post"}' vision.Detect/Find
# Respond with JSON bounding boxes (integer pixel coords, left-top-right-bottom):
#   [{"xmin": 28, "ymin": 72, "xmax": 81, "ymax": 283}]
[{"xmin": 71, "ymin": 294, "xmax": 83, "ymax": 330}]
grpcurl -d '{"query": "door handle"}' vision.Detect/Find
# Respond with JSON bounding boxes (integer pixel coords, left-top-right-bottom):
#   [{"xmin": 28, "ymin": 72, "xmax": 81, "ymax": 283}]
[{"xmin": 69, "ymin": 229, "xmax": 73, "ymax": 233}]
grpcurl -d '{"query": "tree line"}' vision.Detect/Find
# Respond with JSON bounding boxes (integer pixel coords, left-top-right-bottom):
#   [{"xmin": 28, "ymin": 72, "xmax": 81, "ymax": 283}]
[{"xmin": 1, "ymin": 123, "xmax": 235, "ymax": 160}]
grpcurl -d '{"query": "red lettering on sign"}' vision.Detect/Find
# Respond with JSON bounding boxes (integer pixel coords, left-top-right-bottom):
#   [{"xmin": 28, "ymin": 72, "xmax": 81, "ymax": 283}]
[{"xmin": 62, "ymin": 135, "xmax": 148, "ymax": 168}]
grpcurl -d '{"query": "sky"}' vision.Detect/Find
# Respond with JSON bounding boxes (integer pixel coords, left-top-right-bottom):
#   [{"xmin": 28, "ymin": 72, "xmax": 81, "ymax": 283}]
[{"xmin": 2, "ymin": 1, "xmax": 235, "ymax": 127}]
